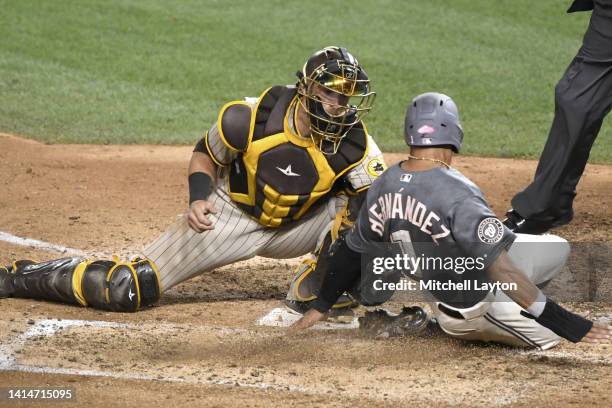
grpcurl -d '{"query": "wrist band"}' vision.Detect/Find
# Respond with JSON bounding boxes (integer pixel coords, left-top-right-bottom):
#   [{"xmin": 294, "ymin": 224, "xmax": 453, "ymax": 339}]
[
  {"xmin": 188, "ymin": 172, "xmax": 214, "ymax": 204},
  {"xmin": 526, "ymin": 291, "xmax": 547, "ymax": 318},
  {"xmin": 523, "ymin": 299, "xmax": 593, "ymax": 343}
]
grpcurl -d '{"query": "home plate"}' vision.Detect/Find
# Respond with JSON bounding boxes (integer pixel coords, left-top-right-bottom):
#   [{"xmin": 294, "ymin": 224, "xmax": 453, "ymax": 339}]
[{"xmin": 256, "ymin": 308, "xmax": 359, "ymax": 330}]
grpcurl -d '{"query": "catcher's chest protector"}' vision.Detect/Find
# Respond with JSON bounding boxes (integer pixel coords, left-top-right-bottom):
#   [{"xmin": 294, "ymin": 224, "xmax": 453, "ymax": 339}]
[{"xmin": 222, "ymin": 86, "xmax": 368, "ymax": 227}]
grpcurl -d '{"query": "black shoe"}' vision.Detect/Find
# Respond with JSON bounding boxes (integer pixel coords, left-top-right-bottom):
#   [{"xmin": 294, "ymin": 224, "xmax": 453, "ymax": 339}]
[
  {"xmin": 284, "ymin": 295, "xmax": 357, "ymax": 318},
  {"xmin": 0, "ymin": 260, "xmax": 37, "ymax": 298},
  {"xmin": 0, "ymin": 265, "xmax": 15, "ymax": 298},
  {"xmin": 502, "ymin": 209, "xmax": 551, "ymax": 234},
  {"xmin": 550, "ymin": 210, "xmax": 573, "ymax": 228},
  {"xmin": 503, "ymin": 209, "xmax": 573, "ymax": 235},
  {"xmin": 284, "ymin": 299, "xmax": 311, "ymax": 315}
]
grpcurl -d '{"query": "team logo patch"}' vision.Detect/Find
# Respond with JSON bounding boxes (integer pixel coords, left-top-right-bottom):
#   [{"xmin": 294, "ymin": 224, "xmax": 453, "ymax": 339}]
[
  {"xmin": 400, "ymin": 174, "xmax": 413, "ymax": 183},
  {"xmin": 367, "ymin": 158, "xmax": 386, "ymax": 177},
  {"xmin": 418, "ymin": 125, "xmax": 436, "ymax": 135},
  {"xmin": 477, "ymin": 217, "xmax": 504, "ymax": 244}
]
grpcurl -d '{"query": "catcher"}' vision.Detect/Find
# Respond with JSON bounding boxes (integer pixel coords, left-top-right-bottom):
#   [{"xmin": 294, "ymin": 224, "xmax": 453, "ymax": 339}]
[
  {"xmin": 0, "ymin": 46, "xmax": 386, "ymax": 313},
  {"xmin": 292, "ymin": 92, "xmax": 612, "ymax": 348}
]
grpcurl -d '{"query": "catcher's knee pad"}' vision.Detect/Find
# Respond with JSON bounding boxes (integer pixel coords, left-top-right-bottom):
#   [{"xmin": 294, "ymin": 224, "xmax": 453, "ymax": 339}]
[
  {"xmin": 74, "ymin": 257, "xmax": 161, "ymax": 312},
  {"xmin": 287, "ymin": 258, "xmax": 319, "ymax": 302},
  {"xmin": 286, "ymin": 232, "xmax": 356, "ymax": 309}
]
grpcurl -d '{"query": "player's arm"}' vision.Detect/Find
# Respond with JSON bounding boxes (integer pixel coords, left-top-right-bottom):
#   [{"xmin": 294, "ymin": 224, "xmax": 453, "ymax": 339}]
[
  {"xmin": 187, "ymin": 148, "xmax": 218, "ymax": 233},
  {"xmin": 451, "ymin": 194, "xmax": 611, "ymax": 344},
  {"xmin": 291, "ymin": 235, "xmax": 362, "ymax": 331},
  {"xmin": 488, "ymin": 250, "xmax": 612, "ymax": 344},
  {"xmin": 188, "ymin": 122, "xmax": 238, "ymax": 232},
  {"xmin": 188, "ymin": 100, "xmax": 254, "ymax": 231},
  {"xmin": 342, "ymin": 135, "xmax": 386, "ymax": 195}
]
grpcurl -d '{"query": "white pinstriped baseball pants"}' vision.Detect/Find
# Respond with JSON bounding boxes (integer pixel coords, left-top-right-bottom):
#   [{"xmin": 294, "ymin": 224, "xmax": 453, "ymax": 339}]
[
  {"xmin": 433, "ymin": 234, "xmax": 570, "ymax": 350},
  {"xmin": 143, "ymin": 183, "xmax": 340, "ymax": 291}
]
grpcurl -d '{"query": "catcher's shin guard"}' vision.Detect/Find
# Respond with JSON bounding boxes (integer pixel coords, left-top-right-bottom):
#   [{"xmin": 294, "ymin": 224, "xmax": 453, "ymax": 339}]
[
  {"xmin": 11, "ymin": 258, "xmax": 82, "ymax": 304},
  {"xmin": 5, "ymin": 257, "xmax": 161, "ymax": 312}
]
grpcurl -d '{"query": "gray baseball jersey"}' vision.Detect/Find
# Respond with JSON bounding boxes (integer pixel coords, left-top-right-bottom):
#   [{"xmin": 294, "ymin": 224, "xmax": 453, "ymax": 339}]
[{"xmin": 347, "ymin": 162, "xmax": 516, "ymax": 307}]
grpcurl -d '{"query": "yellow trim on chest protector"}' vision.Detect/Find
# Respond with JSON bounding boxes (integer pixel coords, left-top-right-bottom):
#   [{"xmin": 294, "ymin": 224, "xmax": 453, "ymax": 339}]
[
  {"xmin": 226, "ymin": 96, "xmax": 365, "ymax": 228},
  {"xmin": 229, "ymin": 134, "xmax": 338, "ymax": 226}
]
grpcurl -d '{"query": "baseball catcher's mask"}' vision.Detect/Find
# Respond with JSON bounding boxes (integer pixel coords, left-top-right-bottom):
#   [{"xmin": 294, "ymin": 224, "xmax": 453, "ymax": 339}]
[{"xmin": 297, "ymin": 46, "xmax": 376, "ymax": 155}]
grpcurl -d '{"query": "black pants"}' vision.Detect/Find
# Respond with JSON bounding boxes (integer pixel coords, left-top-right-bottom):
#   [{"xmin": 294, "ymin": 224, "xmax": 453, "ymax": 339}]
[{"xmin": 511, "ymin": 56, "xmax": 612, "ymax": 221}]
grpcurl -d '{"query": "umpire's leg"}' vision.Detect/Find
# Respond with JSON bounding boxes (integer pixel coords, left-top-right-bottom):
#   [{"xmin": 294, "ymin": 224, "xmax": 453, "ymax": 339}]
[{"xmin": 511, "ymin": 58, "xmax": 612, "ymax": 221}]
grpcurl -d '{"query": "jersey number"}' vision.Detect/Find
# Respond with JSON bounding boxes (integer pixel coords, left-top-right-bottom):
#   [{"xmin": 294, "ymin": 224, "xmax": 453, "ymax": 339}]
[{"xmin": 390, "ymin": 230, "xmax": 422, "ymax": 279}]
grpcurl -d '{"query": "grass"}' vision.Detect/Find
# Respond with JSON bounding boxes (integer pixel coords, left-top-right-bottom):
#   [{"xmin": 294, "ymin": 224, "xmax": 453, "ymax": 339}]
[{"xmin": 1, "ymin": 0, "xmax": 610, "ymax": 162}]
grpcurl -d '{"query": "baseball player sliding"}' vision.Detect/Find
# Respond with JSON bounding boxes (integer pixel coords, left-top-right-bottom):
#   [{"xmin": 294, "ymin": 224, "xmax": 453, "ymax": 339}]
[
  {"xmin": 292, "ymin": 93, "xmax": 612, "ymax": 348},
  {"xmin": 0, "ymin": 46, "xmax": 386, "ymax": 312}
]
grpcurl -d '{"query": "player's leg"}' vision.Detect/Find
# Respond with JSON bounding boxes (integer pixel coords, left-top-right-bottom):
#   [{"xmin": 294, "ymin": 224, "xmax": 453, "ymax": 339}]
[
  {"xmin": 506, "ymin": 233, "xmax": 571, "ymax": 286},
  {"xmin": 143, "ymin": 187, "xmax": 267, "ymax": 291},
  {"xmin": 259, "ymin": 196, "xmax": 356, "ymax": 311},
  {"xmin": 261, "ymin": 200, "xmax": 333, "ymax": 307},
  {"xmin": 433, "ymin": 299, "xmax": 560, "ymax": 349},
  {"xmin": 0, "ymin": 257, "xmax": 161, "ymax": 313},
  {"xmin": 0, "ymin": 188, "xmax": 266, "ymax": 311},
  {"xmin": 482, "ymin": 233, "xmax": 570, "ymax": 348},
  {"xmin": 509, "ymin": 58, "xmax": 612, "ymax": 231},
  {"xmin": 434, "ymin": 234, "xmax": 570, "ymax": 349}
]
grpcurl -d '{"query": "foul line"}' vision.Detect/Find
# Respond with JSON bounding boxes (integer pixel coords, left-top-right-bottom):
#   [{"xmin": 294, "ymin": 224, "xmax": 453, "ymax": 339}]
[{"xmin": 0, "ymin": 231, "xmax": 87, "ymax": 257}]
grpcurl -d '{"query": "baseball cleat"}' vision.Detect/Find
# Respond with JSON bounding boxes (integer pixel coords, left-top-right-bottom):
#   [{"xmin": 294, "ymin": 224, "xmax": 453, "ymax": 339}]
[
  {"xmin": 284, "ymin": 294, "xmax": 358, "ymax": 318},
  {"xmin": 0, "ymin": 260, "xmax": 35, "ymax": 298},
  {"xmin": 8, "ymin": 260, "xmax": 36, "ymax": 273},
  {"xmin": 359, "ymin": 306, "xmax": 429, "ymax": 338},
  {"xmin": 0, "ymin": 265, "xmax": 15, "ymax": 298},
  {"xmin": 503, "ymin": 209, "xmax": 552, "ymax": 235},
  {"xmin": 503, "ymin": 209, "xmax": 573, "ymax": 235},
  {"xmin": 283, "ymin": 299, "xmax": 311, "ymax": 315}
]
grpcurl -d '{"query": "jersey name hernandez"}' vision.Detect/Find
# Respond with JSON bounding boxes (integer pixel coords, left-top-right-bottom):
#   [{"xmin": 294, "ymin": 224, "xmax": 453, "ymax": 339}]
[
  {"xmin": 367, "ymin": 192, "xmax": 451, "ymax": 242},
  {"xmin": 347, "ymin": 164, "xmax": 516, "ymax": 307}
]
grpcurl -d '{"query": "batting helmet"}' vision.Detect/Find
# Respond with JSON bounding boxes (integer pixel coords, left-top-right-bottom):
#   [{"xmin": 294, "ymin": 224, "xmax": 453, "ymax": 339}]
[{"xmin": 405, "ymin": 92, "xmax": 463, "ymax": 153}]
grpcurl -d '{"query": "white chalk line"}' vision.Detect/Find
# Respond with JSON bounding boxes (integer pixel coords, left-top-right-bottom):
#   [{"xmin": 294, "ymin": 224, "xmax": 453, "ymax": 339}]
[
  {"xmin": 0, "ymin": 319, "xmax": 305, "ymax": 394},
  {"xmin": 7, "ymin": 364, "xmax": 306, "ymax": 393},
  {"xmin": 0, "ymin": 231, "xmax": 87, "ymax": 257},
  {"xmin": 3, "ymin": 317, "xmax": 608, "ymax": 406}
]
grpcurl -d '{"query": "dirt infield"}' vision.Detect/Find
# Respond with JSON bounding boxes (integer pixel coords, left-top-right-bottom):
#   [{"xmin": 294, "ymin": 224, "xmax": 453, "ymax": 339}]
[{"xmin": 0, "ymin": 133, "xmax": 611, "ymax": 407}]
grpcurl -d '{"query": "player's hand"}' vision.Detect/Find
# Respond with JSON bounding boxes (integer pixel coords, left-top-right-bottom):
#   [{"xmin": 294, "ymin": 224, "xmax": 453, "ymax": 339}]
[
  {"xmin": 288, "ymin": 309, "xmax": 328, "ymax": 334},
  {"xmin": 581, "ymin": 321, "xmax": 612, "ymax": 343},
  {"xmin": 188, "ymin": 200, "xmax": 218, "ymax": 233}
]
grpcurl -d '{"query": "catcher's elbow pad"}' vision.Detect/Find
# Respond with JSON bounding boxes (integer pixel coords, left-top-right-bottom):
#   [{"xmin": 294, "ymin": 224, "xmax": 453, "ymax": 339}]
[{"xmin": 73, "ymin": 257, "xmax": 161, "ymax": 312}]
